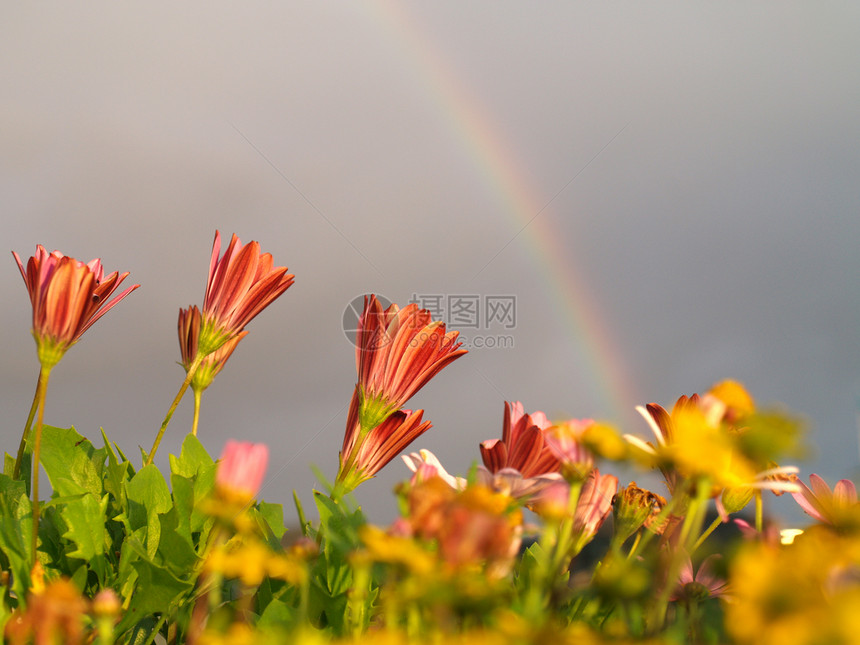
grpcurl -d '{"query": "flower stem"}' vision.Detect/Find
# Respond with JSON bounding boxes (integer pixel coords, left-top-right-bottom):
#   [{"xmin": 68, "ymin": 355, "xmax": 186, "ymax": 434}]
[
  {"xmin": 549, "ymin": 481, "xmax": 584, "ymax": 574},
  {"xmin": 146, "ymin": 354, "xmax": 203, "ymax": 467},
  {"xmin": 191, "ymin": 387, "xmax": 202, "ymax": 437},
  {"xmin": 647, "ymin": 478, "xmax": 710, "ymax": 632},
  {"xmin": 13, "ymin": 369, "xmax": 45, "ymax": 481},
  {"xmin": 692, "ymin": 515, "xmax": 724, "ymax": 554},
  {"xmin": 30, "ymin": 366, "xmax": 52, "ymax": 566},
  {"xmin": 755, "ymin": 490, "xmax": 764, "ymax": 533}
]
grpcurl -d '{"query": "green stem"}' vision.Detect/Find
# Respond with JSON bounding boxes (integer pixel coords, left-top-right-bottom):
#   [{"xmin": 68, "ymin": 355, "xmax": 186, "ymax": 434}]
[
  {"xmin": 13, "ymin": 370, "xmax": 44, "ymax": 481},
  {"xmin": 146, "ymin": 354, "xmax": 203, "ymax": 467},
  {"xmin": 626, "ymin": 531, "xmax": 643, "ymax": 560},
  {"xmin": 549, "ymin": 481, "xmax": 584, "ymax": 574},
  {"xmin": 141, "ymin": 613, "xmax": 169, "ymax": 645},
  {"xmin": 191, "ymin": 388, "xmax": 203, "ymax": 437},
  {"xmin": 755, "ymin": 490, "xmax": 764, "ymax": 533},
  {"xmin": 692, "ymin": 515, "xmax": 724, "ymax": 554},
  {"xmin": 30, "ymin": 366, "xmax": 52, "ymax": 566},
  {"xmin": 647, "ymin": 478, "xmax": 710, "ymax": 633}
]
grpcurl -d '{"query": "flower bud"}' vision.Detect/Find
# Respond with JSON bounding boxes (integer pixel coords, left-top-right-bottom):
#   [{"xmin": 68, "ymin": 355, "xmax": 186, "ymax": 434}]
[{"xmin": 613, "ymin": 481, "xmax": 667, "ymax": 543}]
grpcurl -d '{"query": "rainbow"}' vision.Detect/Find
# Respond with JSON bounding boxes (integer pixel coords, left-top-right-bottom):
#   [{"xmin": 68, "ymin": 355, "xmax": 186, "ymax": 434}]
[{"xmin": 370, "ymin": 1, "xmax": 643, "ymax": 427}]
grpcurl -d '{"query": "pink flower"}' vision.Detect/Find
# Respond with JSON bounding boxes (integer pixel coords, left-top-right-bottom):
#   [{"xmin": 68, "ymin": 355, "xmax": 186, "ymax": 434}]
[
  {"xmin": 671, "ymin": 554, "xmax": 730, "ymax": 602},
  {"xmin": 791, "ymin": 473, "xmax": 859, "ymax": 527},
  {"xmin": 572, "ymin": 468, "xmax": 618, "ymax": 546},
  {"xmin": 216, "ymin": 440, "xmax": 269, "ymax": 504},
  {"xmin": 476, "ymin": 467, "xmax": 563, "ymax": 502},
  {"xmin": 402, "ymin": 449, "xmax": 467, "ymax": 489},
  {"xmin": 532, "ymin": 469, "xmax": 618, "ymax": 555},
  {"xmin": 480, "ymin": 401, "xmax": 561, "ymax": 478},
  {"xmin": 13, "ymin": 245, "xmax": 139, "ymax": 368},
  {"xmin": 199, "ymin": 231, "xmax": 294, "ymax": 355},
  {"xmin": 544, "ymin": 418, "xmax": 596, "ymax": 480}
]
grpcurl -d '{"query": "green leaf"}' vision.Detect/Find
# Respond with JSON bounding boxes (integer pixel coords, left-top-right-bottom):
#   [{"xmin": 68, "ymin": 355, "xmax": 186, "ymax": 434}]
[
  {"xmin": 102, "ymin": 428, "xmax": 133, "ymax": 510},
  {"xmin": 4, "ymin": 451, "xmax": 31, "ymax": 494},
  {"xmin": 313, "ymin": 492, "xmax": 365, "ymax": 597},
  {"xmin": 38, "ymin": 425, "xmax": 105, "ymax": 497},
  {"xmin": 515, "ymin": 541, "xmax": 546, "ymax": 593},
  {"xmin": 118, "ymin": 557, "xmax": 194, "ymax": 633},
  {"xmin": 0, "ymin": 492, "xmax": 32, "ymax": 599},
  {"xmin": 171, "ymin": 463, "xmax": 217, "ymax": 550},
  {"xmin": 190, "ymin": 463, "xmax": 216, "ymax": 536},
  {"xmin": 170, "ymin": 474, "xmax": 195, "ymax": 544},
  {"xmin": 58, "ymin": 492, "xmax": 108, "ymax": 561},
  {"xmin": 155, "ymin": 508, "xmax": 198, "ymax": 574},
  {"xmin": 258, "ymin": 597, "xmax": 297, "ymax": 629},
  {"xmin": 257, "ymin": 501, "xmax": 288, "ymax": 541},
  {"xmin": 125, "ymin": 465, "xmax": 171, "ymax": 558},
  {"xmin": 169, "ymin": 434, "xmax": 214, "ymax": 479},
  {"xmin": 0, "ymin": 473, "xmax": 26, "ymax": 508}
]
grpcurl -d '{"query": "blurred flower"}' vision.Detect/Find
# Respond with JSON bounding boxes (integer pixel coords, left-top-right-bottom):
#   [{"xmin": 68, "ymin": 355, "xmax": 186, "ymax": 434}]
[
  {"xmin": 706, "ymin": 378, "xmax": 755, "ymax": 419},
  {"xmin": 338, "ymin": 401, "xmax": 431, "ymax": 491},
  {"xmin": 671, "ymin": 554, "xmax": 729, "ymax": 602},
  {"xmin": 179, "ymin": 305, "xmax": 248, "ymax": 392},
  {"xmin": 544, "ymin": 418, "xmax": 596, "ymax": 481},
  {"xmin": 4, "ymin": 577, "xmax": 87, "ymax": 645},
  {"xmin": 624, "ymin": 394, "xmax": 701, "ymax": 494},
  {"xmin": 405, "ymin": 454, "xmax": 562, "ymax": 505},
  {"xmin": 476, "ymin": 466, "xmax": 563, "ymax": 501},
  {"xmin": 358, "ymin": 525, "xmax": 436, "ymax": 575},
  {"xmin": 792, "ymin": 473, "xmax": 860, "ymax": 528},
  {"xmin": 480, "ymin": 401, "xmax": 561, "ymax": 478},
  {"xmin": 733, "ymin": 518, "xmax": 782, "ymax": 545},
  {"xmin": 531, "ymin": 480, "xmax": 571, "ymax": 521},
  {"xmin": 92, "ymin": 588, "xmax": 121, "ymax": 619},
  {"xmin": 717, "ymin": 464, "xmax": 800, "ymax": 520},
  {"xmin": 571, "ymin": 468, "xmax": 618, "ymax": 554},
  {"xmin": 533, "ymin": 469, "xmax": 618, "ymax": 554},
  {"xmin": 402, "ymin": 449, "xmax": 467, "ymax": 489},
  {"xmin": 401, "ymin": 477, "xmax": 523, "ymax": 578},
  {"xmin": 354, "ymin": 294, "xmax": 466, "ymax": 430},
  {"xmin": 198, "ymin": 231, "xmax": 294, "ymax": 356},
  {"xmin": 627, "ymin": 390, "xmax": 798, "ymax": 498},
  {"xmin": 206, "ymin": 536, "xmax": 306, "ymax": 587},
  {"xmin": 727, "ymin": 528, "xmax": 860, "ymax": 645},
  {"xmin": 215, "ymin": 440, "xmax": 269, "ymax": 505},
  {"xmin": 13, "ymin": 245, "xmax": 139, "ymax": 368}
]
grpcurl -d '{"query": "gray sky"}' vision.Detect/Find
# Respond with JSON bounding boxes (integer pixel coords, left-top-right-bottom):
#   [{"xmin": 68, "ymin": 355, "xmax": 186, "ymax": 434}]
[{"xmin": 3, "ymin": 3, "xmax": 859, "ymax": 526}]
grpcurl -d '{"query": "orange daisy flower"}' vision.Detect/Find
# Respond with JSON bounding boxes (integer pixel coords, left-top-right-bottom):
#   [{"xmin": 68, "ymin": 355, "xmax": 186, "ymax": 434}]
[
  {"xmin": 198, "ymin": 231, "xmax": 294, "ymax": 355},
  {"xmin": 353, "ymin": 294, "xmax": 466, "ymax": 429},
  {"xmin": 338, "ymin": 389, "xmax": 432, "ymax": 491},
  {"xmin": 13, "ymin": 245, "xmax": 139, "ymax": 368}
]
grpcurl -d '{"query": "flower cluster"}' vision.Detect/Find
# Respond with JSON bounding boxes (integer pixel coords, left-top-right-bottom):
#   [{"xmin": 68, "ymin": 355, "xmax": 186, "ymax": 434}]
[
  {"xmin": 336, "ymin": 295, "xmax": 466, "ymax": 492},
  {"xmin": 6, "ymin": 232, "xmax": 858, "ymax": 645}
]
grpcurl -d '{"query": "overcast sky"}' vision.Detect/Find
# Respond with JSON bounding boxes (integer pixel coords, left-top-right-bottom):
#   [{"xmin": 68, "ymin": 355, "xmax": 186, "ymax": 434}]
[{"xmin": 3, "ymin": 3, "xmax": 859, "ymax": 526}]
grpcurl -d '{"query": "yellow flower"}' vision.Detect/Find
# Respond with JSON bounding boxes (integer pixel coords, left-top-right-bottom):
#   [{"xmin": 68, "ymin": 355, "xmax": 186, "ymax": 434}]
[
  {"xmin": 205, "ymin": 536, "xmax": 306, "ymax": 587},
  {"xmin": 707, "ymin": 379, "xmax": 755, "ymax": 418},
  {"xmin": 668, "ymin": 405, "xmax": 757, "ymax": 488},
  {"xmin": 727, "ymin": 528, "xmax": 860, "ymax": 645},
  {"xmin": 358, "ymin": 525, "xmax": 436, "ymax": 575}
]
